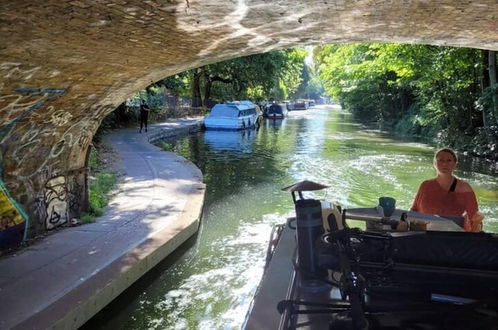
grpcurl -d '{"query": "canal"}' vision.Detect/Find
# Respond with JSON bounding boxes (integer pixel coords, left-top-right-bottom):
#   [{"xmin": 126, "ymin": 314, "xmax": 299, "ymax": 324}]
[{"xmin": 83, "ymin": 104, "xmax": 498, "ymax": 329}]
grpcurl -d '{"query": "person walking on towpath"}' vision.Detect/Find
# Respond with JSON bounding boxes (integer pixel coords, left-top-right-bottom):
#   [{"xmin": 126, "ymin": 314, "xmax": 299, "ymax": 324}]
[{"xmin": 139, "ymin": 99, "xmax": 151, "ymax": 133}]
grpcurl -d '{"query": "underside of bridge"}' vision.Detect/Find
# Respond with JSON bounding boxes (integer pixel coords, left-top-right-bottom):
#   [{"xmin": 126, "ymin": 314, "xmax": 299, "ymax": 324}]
[{"xmin": 1, "ymin": 0, "xmax": 498, "ymax": 244}]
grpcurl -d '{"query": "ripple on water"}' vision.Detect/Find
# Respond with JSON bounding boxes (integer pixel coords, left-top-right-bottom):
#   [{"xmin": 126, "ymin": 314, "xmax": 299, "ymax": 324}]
[{"xmin": 130, "ymin": 216, "xmax": 286, "ymax": 330}]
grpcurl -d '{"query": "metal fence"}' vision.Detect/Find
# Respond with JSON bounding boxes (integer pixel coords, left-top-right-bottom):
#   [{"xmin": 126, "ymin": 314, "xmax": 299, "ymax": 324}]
[{"xmin": 126, "ymin": 92, "xmax": 206, "ymax": 120}]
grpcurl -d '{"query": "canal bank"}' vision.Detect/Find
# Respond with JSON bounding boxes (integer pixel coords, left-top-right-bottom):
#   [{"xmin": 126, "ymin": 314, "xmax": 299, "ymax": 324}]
[{"xmin": 0, "ymin": 118, "xmax": 206, "ymax": 330}]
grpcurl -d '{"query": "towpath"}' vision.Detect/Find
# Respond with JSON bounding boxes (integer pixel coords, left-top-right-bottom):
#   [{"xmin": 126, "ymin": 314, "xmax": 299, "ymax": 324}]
[{"xmin": 0, "ymin": 117, "xmax": 205, "ymax": 330}]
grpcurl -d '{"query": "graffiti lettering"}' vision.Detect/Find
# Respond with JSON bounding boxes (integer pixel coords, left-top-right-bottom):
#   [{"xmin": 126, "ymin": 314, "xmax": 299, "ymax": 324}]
[
  {"xmin": 49, "ymin": 139, "xmax": 66, "ymax": 159},
  {"xmin": 0, "ymin": 62, "xmax": 42, "ymax": 80},
  {"xmin": 0, "ymin": 88, "xmax": 66, "ymax": 143},
  {"xmin": 0, "ymin": 93, "xmax": 51, "ymax": 127},
  {"xmin": 44, "ymin": 176, "xmax": 68, "ymax": 229},
  {"xmin": 44, "ymin": 108, "xmax": 73, "ymax": 127}
]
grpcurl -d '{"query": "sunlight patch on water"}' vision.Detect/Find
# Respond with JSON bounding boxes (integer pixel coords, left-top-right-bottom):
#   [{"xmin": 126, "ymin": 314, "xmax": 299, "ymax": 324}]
[
  {"xmin": 349, "ymin": 154, "xmax": 408, "ymax": 187},
  {"xmin": 135, "ymin": 214, "xmax": 288, "ymax": 330}
]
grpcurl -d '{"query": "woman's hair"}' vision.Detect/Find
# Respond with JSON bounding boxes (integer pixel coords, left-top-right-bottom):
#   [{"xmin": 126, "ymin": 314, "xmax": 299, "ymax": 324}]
[{"xmin": 434, "ymin": 147, "xmax": 458, "ymax": 163}]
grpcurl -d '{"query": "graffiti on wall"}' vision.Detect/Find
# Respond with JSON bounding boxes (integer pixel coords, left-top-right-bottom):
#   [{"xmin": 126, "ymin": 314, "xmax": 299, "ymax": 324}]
[
  {"xmin": 44, "ymin": 176, "xmax": 68, "ymax": 229},
  {"xmin": 0, "ymin": 63, "xmax": 68, "ymax": 243},
  {"xmin": 0, "ymin": 62, "xmax": 115, "ymax": 240},
  {"xmin": 0, "ymin": 179, "xmax": 28, "ymax": 248}
]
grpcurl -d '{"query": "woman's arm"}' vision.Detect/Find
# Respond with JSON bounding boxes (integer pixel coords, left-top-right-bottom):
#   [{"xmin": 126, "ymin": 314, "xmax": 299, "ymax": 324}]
[
  {"xmin": 410, "ymin": 183, "xmax": 424, "ymax": 212},
  {"xmin": 460, "ymin": 181, "xmax": 481, "ymax": 232}
]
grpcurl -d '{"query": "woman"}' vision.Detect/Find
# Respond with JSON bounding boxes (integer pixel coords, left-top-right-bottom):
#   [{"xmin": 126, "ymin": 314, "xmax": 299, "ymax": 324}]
[{"xmin": 411, "ymin": 148, "xmax": 483, "ymax": 232}]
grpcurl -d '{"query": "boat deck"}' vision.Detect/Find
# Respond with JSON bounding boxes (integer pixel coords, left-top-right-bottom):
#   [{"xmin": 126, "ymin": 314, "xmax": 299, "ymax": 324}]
[{"xmin": 244, "ymin": 222, "xmax": 498, "ymax": 329}]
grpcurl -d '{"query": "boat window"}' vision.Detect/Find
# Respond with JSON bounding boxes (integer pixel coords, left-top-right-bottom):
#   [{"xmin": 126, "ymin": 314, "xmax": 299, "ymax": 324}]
[
  {"xmin": 269, "ymin": 105, "xmax": 283, "ymax": 114},
  {"xmin": 210, "ymin": 105, "xmax": 239, "ymax": 117}
]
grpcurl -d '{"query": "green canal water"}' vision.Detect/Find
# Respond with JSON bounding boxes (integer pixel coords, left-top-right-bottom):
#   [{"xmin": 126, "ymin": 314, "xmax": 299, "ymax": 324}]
[{"xmin": 85, "ymin": 104, "xmax": 498, "ymax": 330}]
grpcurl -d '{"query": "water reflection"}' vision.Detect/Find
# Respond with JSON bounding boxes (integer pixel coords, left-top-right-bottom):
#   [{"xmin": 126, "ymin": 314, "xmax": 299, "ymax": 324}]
[
  {"xmin": 204, "ymin": 130, "xmax": 257, "ymax": 153},
  {"xmin": 263, "ymin": 117, "xmax": 286, "ymax": 130}
]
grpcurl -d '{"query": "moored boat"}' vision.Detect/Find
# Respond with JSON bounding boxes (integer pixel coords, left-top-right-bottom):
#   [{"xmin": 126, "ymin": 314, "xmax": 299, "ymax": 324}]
[
  {"xmin": 204, "ymin": 101, "xmax": 261, "ymax": 130},
  {"xmin": 244, "ymin": 181, "xmax": 498, "ymax": 330},
  {"xmin": 265, "ymin": 103, "xmax": 289, "ymax": 119},
  {"xmin": 291, "ymin": 99, "xmax": 309, "ymax": 110}
]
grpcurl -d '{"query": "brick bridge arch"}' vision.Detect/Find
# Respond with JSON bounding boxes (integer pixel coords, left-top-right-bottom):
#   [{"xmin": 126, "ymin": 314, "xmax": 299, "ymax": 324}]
[{"xmin": 1, "ymin": 0, "xmax": 497, "ymax": 241}]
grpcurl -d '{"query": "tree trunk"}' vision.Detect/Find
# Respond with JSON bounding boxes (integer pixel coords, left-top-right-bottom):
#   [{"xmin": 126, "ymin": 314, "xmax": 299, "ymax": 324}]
[
  {"xmin": 203, "ymin": 77, "xmax": 212, "ymax": 106},
  {"xmin": 481, "ymin": 50, "xmax": 493, "ymax": 128},
  {"xmin": 489, "ymin": 50, "xmax": 498, "ymax": 125},
  {"xmin": 190, "ymin": 69, "xmax": 203, "ymax": 108}
]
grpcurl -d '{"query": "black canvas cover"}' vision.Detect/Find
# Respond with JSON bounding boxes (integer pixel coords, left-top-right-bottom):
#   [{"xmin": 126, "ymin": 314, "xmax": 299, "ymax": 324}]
[{"xmin": 359, "ymin": 231, "xmax": 498, "ymax": 271}]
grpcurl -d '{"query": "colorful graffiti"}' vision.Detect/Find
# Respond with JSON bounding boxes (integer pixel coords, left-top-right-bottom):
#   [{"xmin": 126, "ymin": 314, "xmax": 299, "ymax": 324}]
[
  {"xmin": 0, "ymin": 179, "xmax": 28, "ymax": 249},
  {"xmin": 0, "ymin": 62, "xmax": 113, "ymax": 245},
  {"xmin": 0, "ymin": 65, "xmax": 67, "ymax": 245}
]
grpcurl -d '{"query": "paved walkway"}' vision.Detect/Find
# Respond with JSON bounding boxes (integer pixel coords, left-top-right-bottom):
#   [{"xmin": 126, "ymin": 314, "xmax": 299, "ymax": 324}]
[{"xmin": 0, "ymin": 117, "xmax": 206, "ymax": 330}]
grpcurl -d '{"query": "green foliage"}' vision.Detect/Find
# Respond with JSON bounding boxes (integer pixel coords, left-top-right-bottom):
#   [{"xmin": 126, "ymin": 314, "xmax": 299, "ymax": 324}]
[
  {"xmin": 156, "ymin": 72, "xmax": 190, "ymax": 96},
  {"xmin": 80, "ymin": 213, "xmax": 95, "ymax": 224},
  {"xmin": 469, "ymin": 126, "xmax": 498, "ymax": 159},
  {"xmin": 305, "ymin": 70, "xmax": 325, "ymax": 100},
  {"xmin": 315, "ymin": 42, "xmax": 494, "ymax": 158},
  {"xmin": 157, "ymin": 140, "xmax": 175, "ymax": 152},
  {"xmin": 88, "ymin": 171, "xmax": 116, "ymax": 216},
  {"xmin": 478, "ymin": 84, "xmax": 498, "ymax": 126},
  {"xmin": 180, "ymin": 48, "xmax": 307, "ymax": 103},
  {"xmin": 87, "ymin": 146, "xmax": 98, "ymax": 169},
  {"xmin": 278, "ymin": 48, "xmax": 307, "ymax": 99},
  {"xmin": 86, "ymin": 146, "xmax": 118, "ymax": 220}
]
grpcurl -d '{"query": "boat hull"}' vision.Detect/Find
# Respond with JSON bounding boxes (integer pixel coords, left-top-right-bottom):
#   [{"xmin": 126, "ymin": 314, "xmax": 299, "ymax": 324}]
[{"xmin": 266, "ymin": 113, "xmax": 285, "ymax": 119}]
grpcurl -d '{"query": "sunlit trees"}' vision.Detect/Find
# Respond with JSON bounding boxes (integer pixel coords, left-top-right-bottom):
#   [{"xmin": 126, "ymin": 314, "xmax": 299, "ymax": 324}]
[
  {"xmin": 186, "ymin": 49, "xmax": 307, "ymax": 105},
  {"xmin": 315, "ymin": 43, "xmax": 497, "ymax": 158}
]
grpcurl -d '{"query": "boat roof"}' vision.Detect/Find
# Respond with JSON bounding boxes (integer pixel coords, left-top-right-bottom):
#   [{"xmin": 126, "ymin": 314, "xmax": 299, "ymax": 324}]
[
  {"xmin": 281, "ymin": 180, "xmax": 329, "ymax": 192},
  {"xmin": 209, "ymin": 101, "xmax": 256, "ymax": 117},
  {"xmin": 269, "ymin": 103, "xmax": 287, "ymax": 108}
]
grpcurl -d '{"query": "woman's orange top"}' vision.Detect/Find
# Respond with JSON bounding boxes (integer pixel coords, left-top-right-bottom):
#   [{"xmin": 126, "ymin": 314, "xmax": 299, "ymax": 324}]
[{"xmin": 411, "ymin": 179, "xmax": 478, "ymax": 231}]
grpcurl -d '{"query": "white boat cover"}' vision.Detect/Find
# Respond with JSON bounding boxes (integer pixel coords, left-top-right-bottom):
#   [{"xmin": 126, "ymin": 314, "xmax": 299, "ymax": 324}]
[{"xmin": 209, "ymin": 101, "xmax": 255, "ymax": 118}]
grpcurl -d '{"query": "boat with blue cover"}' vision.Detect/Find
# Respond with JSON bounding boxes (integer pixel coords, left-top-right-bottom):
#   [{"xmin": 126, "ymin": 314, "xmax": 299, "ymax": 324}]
[{"xmin": 204, "ymin": 101, "xmax": 261, "ymax": 130}]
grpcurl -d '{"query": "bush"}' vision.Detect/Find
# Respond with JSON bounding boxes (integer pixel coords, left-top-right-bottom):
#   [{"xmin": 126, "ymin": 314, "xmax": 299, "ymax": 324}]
[
  {"xmin": 88, "ymin": 171, "xmax": 116, "ymax": 216},
  {"xmin": 86, "ymin": 145, "xmax": 118, "ymax": 222}
]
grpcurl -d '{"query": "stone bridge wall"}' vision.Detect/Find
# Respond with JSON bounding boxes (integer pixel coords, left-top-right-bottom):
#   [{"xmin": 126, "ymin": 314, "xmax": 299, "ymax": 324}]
[{"xmin": 1, "ymin": 0, "xmax": 497, "ymax": 245}]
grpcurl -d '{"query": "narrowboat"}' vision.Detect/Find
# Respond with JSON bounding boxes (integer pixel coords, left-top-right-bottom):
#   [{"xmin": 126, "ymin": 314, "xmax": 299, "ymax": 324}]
[
  {"xmin": 204, "ymin": 101, "xmax": 261, "ymax": 130},
  {"xmin": 243, "ymin": 181, "xmax": 498, "ymax": 330},
  {"xmin": 291, "ymin": 99, "xmax": 309, "ymax": 110},
  {"xmin": 265, "ymin": 103, "xmax": 289, "ymax": 119}
]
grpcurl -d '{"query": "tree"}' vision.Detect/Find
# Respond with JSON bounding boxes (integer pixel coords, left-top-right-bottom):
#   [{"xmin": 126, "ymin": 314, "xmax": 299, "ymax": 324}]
[
  {"xmin": 489, "ymin": 51, "xmax": 498, "ymax": 124},
  {"xmin": 315, "ymin": 42, "xmax": 491, "ymax": 155},
  {"xmin": 186, "ymin": 49, "xmax": 307, "ymax": 106},
  {"xmin": 190, "ymin": 68, "xmax": 203, "ymax": 107}
]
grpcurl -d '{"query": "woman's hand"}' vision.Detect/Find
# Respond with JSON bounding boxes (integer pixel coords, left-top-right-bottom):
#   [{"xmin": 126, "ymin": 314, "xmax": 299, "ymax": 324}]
[{"xmin": 470, "ymin": 212, "xmax": 484, "ymax": 232}]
